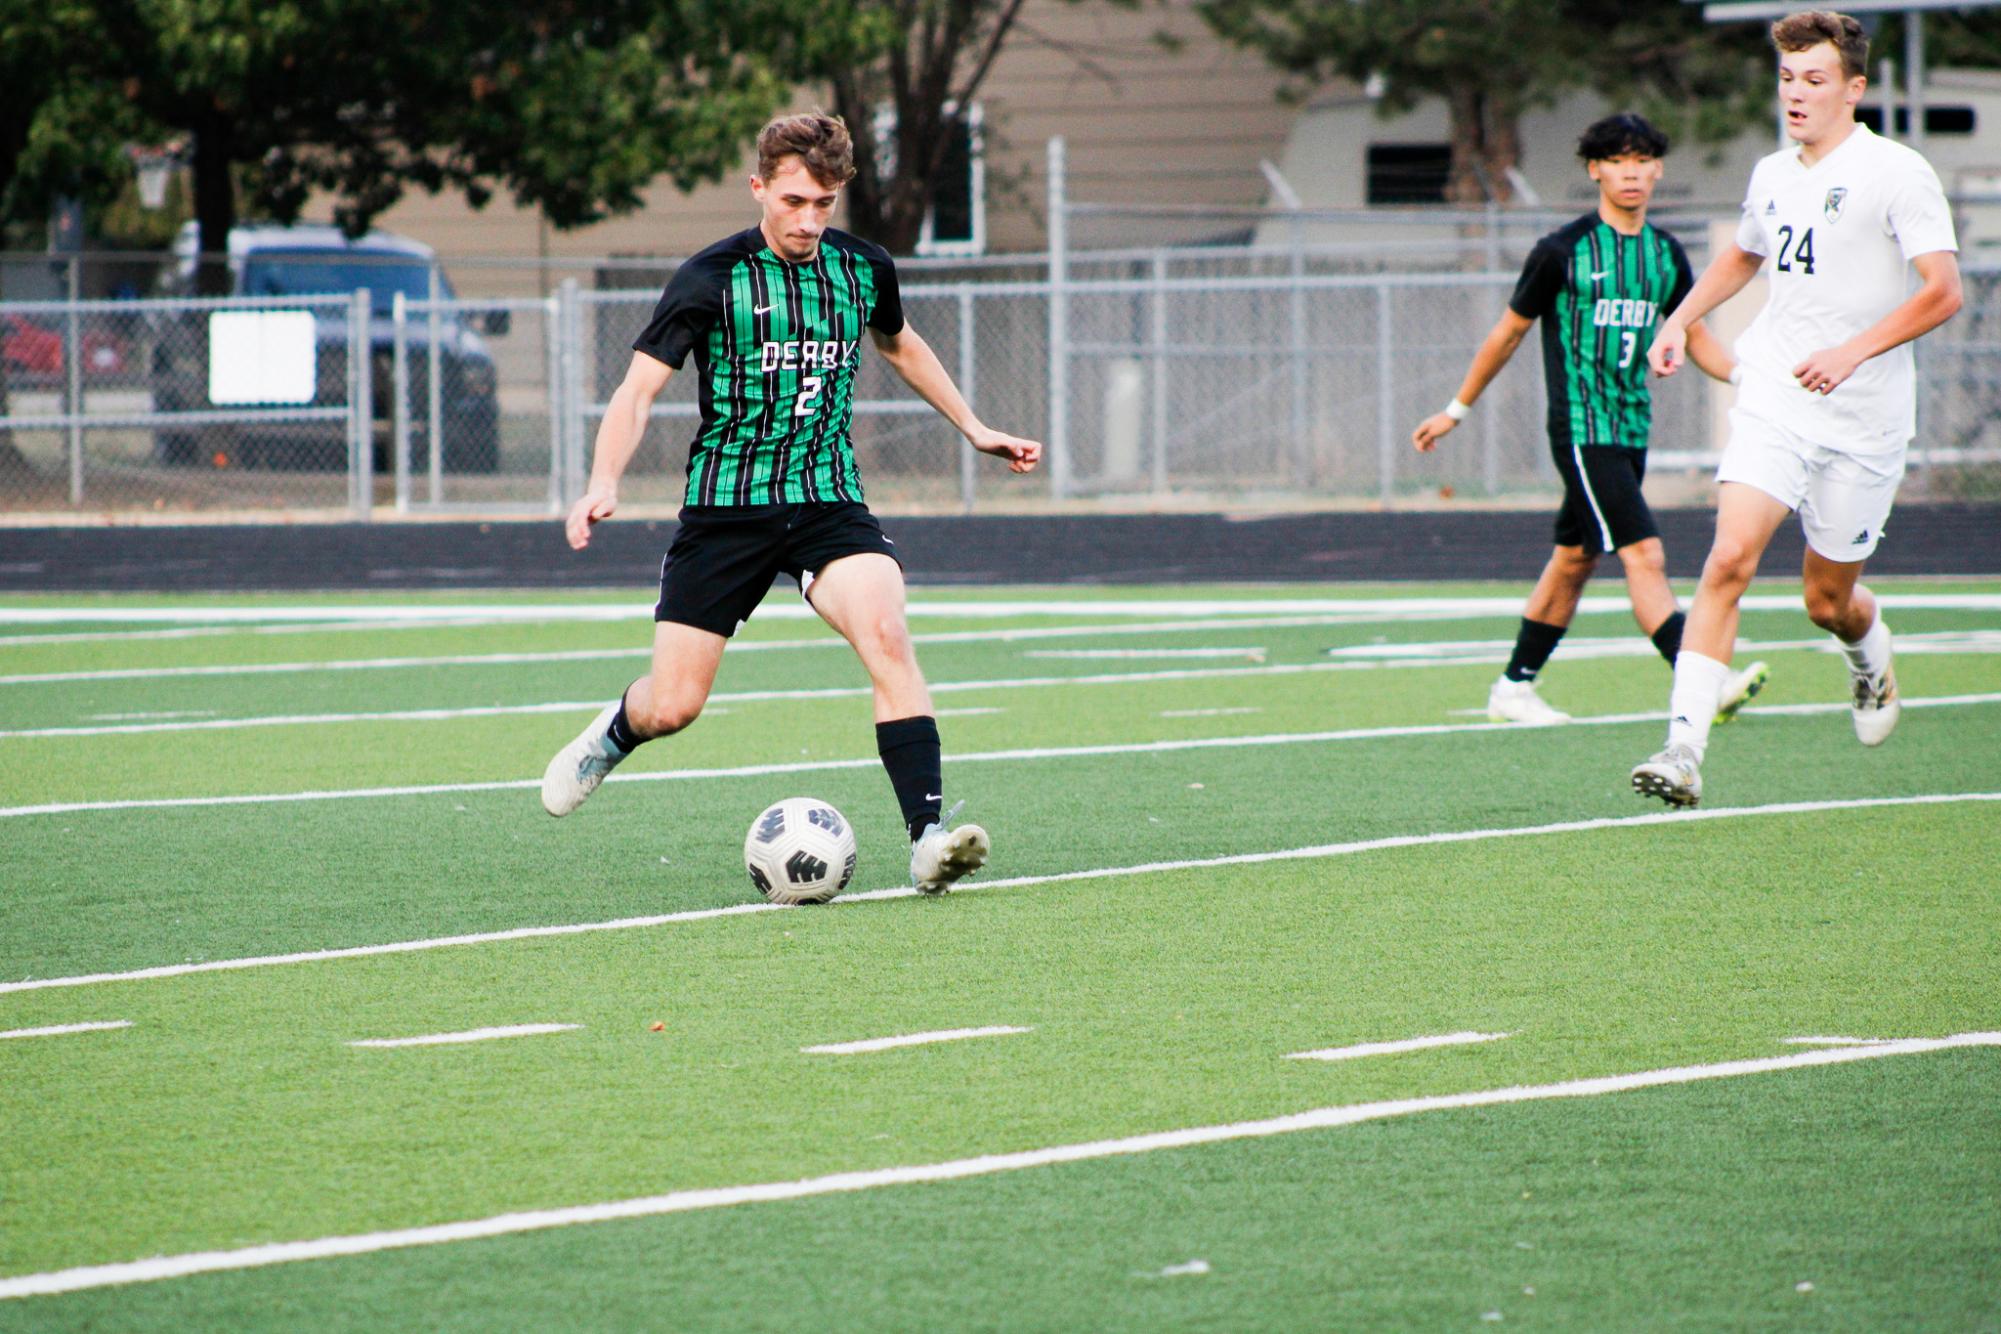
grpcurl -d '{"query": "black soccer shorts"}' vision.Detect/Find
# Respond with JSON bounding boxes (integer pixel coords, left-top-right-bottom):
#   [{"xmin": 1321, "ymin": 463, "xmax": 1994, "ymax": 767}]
[
  {"xmin": 1551, "ymin": 443, "xmax": 1659, "ymax": 555},
  {"xmin": 654, "ymin": 502, "xmax": 903, "ymax": 637}
]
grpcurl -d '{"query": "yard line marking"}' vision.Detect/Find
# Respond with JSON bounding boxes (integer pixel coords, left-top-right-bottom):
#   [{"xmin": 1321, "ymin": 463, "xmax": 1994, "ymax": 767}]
[
  {"xmin": 2, "ymin": 1032, "xmax": 1993, "ymax": 1299},
  {"xmin": 11, "ymin": 629, "xmax": 1999, "ymax": 739},
  {"xmin": 1159, "ymin": 707, "xmax": 1262, "ymax": 718},
  {"xmin": 9, "ymin": 692, "xmax": 2001, "ymax": 818},
  {"xmin": 5, "ymin": 592, "xmax": 1997, "ymax": 629},
  {"xmin": 347, "ymin": 1024, "xmax": 578, "ymax": 1049},
  {"xmin": 1023, "ymin": 648, "xmax": 1267, "ymax": 660},
  {"xmin": 4, "ymin": 791, "xmax": 1995, "ymax": 997},
  {"xmin": 0, "ymin": 1020, "xmax": 131, "ymax": 1041},
  {"xmin": 1327, "ymin": 628, "xmax": 2001, "ymax": 662},
  {"xmin": 0, "ymin": 615, "xmax": 1395, "ymax": 686},
  {"xmin": 1781, "ymin": 1036, "xmax": 1894, "ymax": 1047},
  {"xmin": 802, "ymin": 1026, "xmax": 1032, "ymax": 1055},
  {"xmin": 1285, "ymin": 1031, "xmax": 1513, "ymax": 1062}
]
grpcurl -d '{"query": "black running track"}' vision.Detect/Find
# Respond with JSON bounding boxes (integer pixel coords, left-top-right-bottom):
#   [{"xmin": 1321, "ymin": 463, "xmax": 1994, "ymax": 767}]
[{"xmin": 2, "ymin": 506, "xmax": 1997, "ymax": 592}]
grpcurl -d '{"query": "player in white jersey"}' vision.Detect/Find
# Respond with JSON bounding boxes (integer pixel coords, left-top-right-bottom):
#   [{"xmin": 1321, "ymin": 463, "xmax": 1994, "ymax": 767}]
[{"xmin": 1631, "ymin": 9, "xmax": 1962, "ymax": 807}]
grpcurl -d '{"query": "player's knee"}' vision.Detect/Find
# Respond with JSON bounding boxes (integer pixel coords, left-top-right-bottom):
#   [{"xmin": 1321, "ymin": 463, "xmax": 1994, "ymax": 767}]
[
  {"xmin": 1802, "ymin": 582, "xmax": 1849, "ymax": 630},
  {"xmin": 1555, "ymin": 548, "xmax": 1597, "ymax": 581},
  {"xmin": 1618, "ymin": 540, "xmax": 1665, "ymax": 578},
  {"xmin": 1701, "ymin": 539, "xmax": 1757, "ymax": 590}
]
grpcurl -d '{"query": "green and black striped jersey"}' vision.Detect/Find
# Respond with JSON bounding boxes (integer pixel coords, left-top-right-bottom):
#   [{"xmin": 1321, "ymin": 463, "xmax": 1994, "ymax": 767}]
[
  {"xmin": 1509, "ymin": 215, "xmax": 1694, "ymax": 451},
  {"xmin": 633, "ymin": 226, "xmax": 904, "ymax": 505}
]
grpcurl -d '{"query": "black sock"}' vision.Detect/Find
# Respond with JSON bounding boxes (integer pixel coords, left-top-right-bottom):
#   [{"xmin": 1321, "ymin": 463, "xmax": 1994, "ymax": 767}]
[
  {"xmin": 1503, "ymin": 618, "xmax": 1567, "ymax": 682},
  {"xmin": 604, "ymin": 685, "xmax": 645, "ymax": 754},
  {"xmin": 876, "ymin": 715, "xmax": 943, "ymax": 842},
  {"xmin": 1650, "ymin": 611, "xmax": 1686, "ymax": 666}
]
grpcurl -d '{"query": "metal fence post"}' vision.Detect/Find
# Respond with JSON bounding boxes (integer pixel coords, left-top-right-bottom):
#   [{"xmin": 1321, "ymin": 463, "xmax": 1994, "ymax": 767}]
[
  {"xmin": 544, "ymin": 292, "xmax": 564, "ymax": 515},
  {"xmin": 348, "ymin": 288, "xmax": 373, "ymax": 518},
  {"xmin": 560, "ymin": 278, "xmax": 586, "ymax": 505},
  {"xmin": 391, "ymin": 291, "xmax": 411, "ymax": 513},
  {"xmin": 1289, "ymin": 212, "xmax": 1309, "ymax": 486},
  {"xmin": 1149, "ymin": 251, "xmax": 1168, "ymax": 495},
  {"xmin": 957, "ymin": 286, "xmax": 977, "ymax": 512},
  {"xmin": 1047, "ymin": 136, "xmax": 1070, "ymax": 499},
  {"xmin": 426, "ymin": 264, "xmax": 443, "ymax": 506},
  {"xmin": 1376, "ymin": 281, "xmax": 1395, "ymax": 503},
  {"xmin": 65, "ymin": 260, "xmax": 83, "ymax": 506}
]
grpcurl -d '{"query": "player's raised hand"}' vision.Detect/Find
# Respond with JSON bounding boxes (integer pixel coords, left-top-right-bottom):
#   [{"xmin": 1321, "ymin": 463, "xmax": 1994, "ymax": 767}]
[
  {"xmin": 969, "ymin": 427, "xmax": 1042, "ymax": 474},
  {"xmin": 1647, "ymin": 323, "xmax": 1687, "ymax": 377},
  {"xmin": 1791, "ymin": 343, "xmax": 1864, "ymax": 396},
  {"xmin": 565, "ymin": 486, "xmax": 618, "ymax": 550},
  {"xmin": 1411, "ymin": 413, "xmax": 1458, "ymax": 452}
]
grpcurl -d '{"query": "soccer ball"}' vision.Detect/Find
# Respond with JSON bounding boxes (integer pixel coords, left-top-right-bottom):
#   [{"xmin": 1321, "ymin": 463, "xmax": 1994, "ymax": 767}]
[{"xmin": 743, "ymin": 797, "xmax": 858, "ymax": 905}]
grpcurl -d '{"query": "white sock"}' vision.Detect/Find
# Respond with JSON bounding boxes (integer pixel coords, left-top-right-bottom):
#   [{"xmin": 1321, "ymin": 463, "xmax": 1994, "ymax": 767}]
[
  {"xmin": 1839, "ymin": 615, "xmax": 1891, "ymax": 680},
  {"xmin": 1666, "ymin": 651, "xmax": 1731, "ymax": 760}
]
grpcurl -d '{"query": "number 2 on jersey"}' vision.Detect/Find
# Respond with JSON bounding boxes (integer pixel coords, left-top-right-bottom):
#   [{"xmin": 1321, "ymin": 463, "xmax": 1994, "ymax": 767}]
[
  {"xmin": 793, "ymin": 375, "xmax": 823, "ymax": 418},
  {"xmin": 1776, "ymin": 224, "xmax": 1816, "ymax": 275}
]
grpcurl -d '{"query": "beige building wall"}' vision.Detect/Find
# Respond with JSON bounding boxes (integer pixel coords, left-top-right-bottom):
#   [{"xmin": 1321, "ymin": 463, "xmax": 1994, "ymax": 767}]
[{"xmin": 318, "ymin": 0, "xmax": 1299, "ymax": 291}]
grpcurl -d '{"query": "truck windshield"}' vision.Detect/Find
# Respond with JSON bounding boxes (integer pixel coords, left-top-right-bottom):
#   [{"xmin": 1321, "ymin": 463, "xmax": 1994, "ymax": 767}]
[{"xmin": 241, "ymin": 253, "xmax": 448, "ymax": 314}]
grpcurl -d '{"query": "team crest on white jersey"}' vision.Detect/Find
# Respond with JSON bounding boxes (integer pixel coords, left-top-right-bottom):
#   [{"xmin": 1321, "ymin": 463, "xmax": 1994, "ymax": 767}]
[
  {"xmin": 1825, "ymin": 187, "xmax": 1848, "ymax": 222},
  {"xmin": 1765, "ymin": 200, "xmax": 1777, "ymax": 216}
]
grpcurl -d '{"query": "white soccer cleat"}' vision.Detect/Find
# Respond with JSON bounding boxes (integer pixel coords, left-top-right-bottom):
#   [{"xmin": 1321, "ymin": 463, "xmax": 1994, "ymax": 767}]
[
  {"xmin": 1631, "ymin": 743, "xmax": 1702, "ymax": 808},
  {"xmin": 1714, "ymin": 660, "xmax": 1770, "ymax": 726},
  {"xmin": 1851, "ymin": 664, "xmax": 1900, "ymax": 747},
  {"xmin": 541, "ymin": 702, "xmax": 627, "ymax": 817},
  {"xmin": 1487, "ymin": 676, "xmax": 1571, "ymax": 725},
  {"xmin": 910, "ymin": 819, "xmax": 990, "ymax": 895}
]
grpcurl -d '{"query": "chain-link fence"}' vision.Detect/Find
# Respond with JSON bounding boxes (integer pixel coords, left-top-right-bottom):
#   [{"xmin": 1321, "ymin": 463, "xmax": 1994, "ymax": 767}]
[{"xmin": 1, "ymin": 250, "xmax": 1995, "ymax": 517}]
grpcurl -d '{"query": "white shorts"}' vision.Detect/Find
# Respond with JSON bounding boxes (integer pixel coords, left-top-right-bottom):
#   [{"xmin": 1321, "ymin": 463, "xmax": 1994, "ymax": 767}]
[{"xmin": 1716, "ymin": 408, "xmax": 1907, "ymax": 563}]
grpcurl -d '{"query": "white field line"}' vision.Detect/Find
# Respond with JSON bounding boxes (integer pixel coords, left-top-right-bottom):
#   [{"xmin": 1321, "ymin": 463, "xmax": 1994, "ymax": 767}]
[
  {"xmin": 802, "ymin": 1026, "xmax": 1032, "ymax": 1055},
  {"xmin": 1024, "ymin": 648, "xmax": 1266, "ymax": 660},
  {"xmin": 0, "ymin": 614, "xmax": 1429, "ymax": 687},
  {"xmin": 1327, "ymin": 629, "xmax": 2001, "ymax": 660},
  {"xmin": 1159, "ymin": 707, "xmax": 1263, "ymax": 718},
  {"xmin": 9, "ymin": 594, "xmax": 1998, "ymax": 687},
  {"xmin": 1781, "ymin": 1036, "xmax": 1895, "ymax": 1046},
  {"xmin": 3, "ymin": 1031, "xmax": 1995, "ymax": 1300},
  {"xmin": 5, "ymin": 592, "xmax": 1999, "ymax": 629},
  {"xmin": 1285, "ymin": 1031, "xmax": 1513, "ymax": 1062},
  {"xmin": 8, "ymin": 691, "xmax": 2001, "ymax": 820},
  {"xmin": 347, "ymin": 1024, "xmax": 578, "ymax": 1049},
  {"xmin": 4, "ymin": 790, "xmax": 1996, "ymax": 998},
  {"xmin": 9, "ymin": 628, "xmax": 2000, "ymax": 740},
  {"xmin": 0, "ymin": 1020, "xmax": 131, "ymax": 1041}
]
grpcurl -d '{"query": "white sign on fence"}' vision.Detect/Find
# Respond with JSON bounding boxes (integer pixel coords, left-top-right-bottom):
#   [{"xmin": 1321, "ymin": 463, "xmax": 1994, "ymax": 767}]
[{"xmin": 207, "ymin": 310, "xmax": 317, "ymax": 405}]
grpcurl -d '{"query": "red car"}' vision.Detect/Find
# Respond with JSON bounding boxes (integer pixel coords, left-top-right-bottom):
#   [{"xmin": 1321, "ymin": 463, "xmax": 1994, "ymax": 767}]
[{"xmin": 1, "ymin": 314, "xmax": 129, "ymax": 379}]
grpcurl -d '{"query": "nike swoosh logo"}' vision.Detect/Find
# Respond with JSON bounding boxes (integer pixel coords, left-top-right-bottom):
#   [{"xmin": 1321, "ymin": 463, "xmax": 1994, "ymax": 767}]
[
  {"xmin": 753, "ymin": 305, "xmax": 773, "ymax": 316},
  {"xmin": 925, "ymin": 794, "xmax": 943, "ymax": 802},
  {"xmin": 1591, "ymin": 270, "xmax": 1611, "ymax": 280}
]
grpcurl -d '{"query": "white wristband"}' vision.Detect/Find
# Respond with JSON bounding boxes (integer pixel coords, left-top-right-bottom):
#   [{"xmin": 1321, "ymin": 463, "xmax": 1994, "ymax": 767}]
[{"xmin": 1443, "ymin": 399, "xmax": 1471, "ymax": 422}]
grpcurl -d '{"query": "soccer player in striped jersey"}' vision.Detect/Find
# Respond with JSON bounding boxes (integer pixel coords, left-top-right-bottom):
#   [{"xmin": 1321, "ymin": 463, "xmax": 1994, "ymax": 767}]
[
  {"xmin": 541, "ymin": 112, "xmax": 1041, "ymax": 894},
  {"xmin": 1632, "ymin": 10, "xmax": 1962, "ymax": 807},
  {"xmin": 1414, "ymin": 114, "xmax": 1766, "ymax": 726}
]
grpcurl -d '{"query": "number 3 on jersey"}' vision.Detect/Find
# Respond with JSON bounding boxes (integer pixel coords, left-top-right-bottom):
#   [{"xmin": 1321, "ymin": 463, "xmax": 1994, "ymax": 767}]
[
  {"xmin": 793, "ymin": 375, "xmax": 823, "ymax": 418},
  {"xmin": 1776, "ymin": 224, "xmax": 1816, "ymax": 275}
]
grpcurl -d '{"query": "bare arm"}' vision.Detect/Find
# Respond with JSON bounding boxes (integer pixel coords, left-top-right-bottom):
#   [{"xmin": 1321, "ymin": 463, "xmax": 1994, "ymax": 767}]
[
  {"xmin": 1682, "ymin": 319, "xmax": 1737, "ymax": 385},
  {"xmin": 1411, "ymin": 308, "xmax": 1532, "ymax": 452},
  {"xmin": 565, "ymin": 352, "xmax": 673, "ymax": 550},
  {"xmin": 1648, "ymin": 245, "xmax": 1764, "ymax": 377},
  {"xmin": 1791, "ymin": 250, "xmax": 1963, "ymax": 396},
  {"xmin": 871, "ymin": 323, "xmax": 1041, "ymax": 473}
]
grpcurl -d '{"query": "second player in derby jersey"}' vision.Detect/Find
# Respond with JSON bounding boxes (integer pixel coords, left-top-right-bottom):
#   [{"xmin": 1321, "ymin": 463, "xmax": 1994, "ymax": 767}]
[{"xmin": 1413, "ymin": 114, "xmax": 1764, "ymax": 727}]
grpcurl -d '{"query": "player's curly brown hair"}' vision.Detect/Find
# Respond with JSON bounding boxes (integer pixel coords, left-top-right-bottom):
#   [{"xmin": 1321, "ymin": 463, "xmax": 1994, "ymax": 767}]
[
  {"xmin": 1771, "ymin": 10, "xmax": 1869, "ymax": 82},
  {"xmin": 756, "ymin": 113, "xmax": 858, "ymax": 188}
]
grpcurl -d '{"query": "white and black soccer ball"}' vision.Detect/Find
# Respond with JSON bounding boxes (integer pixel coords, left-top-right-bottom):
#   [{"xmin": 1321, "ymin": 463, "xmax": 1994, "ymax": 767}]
[{"xmin": 743, "ymin": 797, "xmax": 858, "ymax": 905}]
